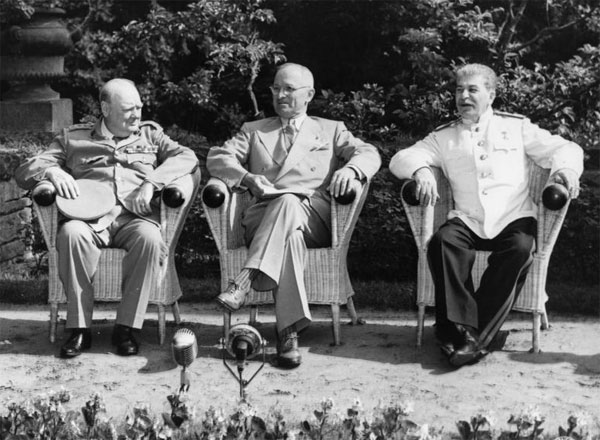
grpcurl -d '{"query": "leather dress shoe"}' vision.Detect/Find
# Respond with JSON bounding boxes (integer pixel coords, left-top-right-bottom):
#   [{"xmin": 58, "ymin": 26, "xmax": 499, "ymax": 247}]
[
  {"xmin": 60, "ymin": 329, "xmax": 92, "ymax": 358},
  {"xmin": 434, "ymin": 322, "xmax": 463, "ymax": 358},
  {"xmin": 449, "ymin": 325, "xmax": 487, "ymax": 367},
  {"xmin": 276, "ymin": 330, "xmax": 301, "ymax": 369},
  {"xmin": 111, "ymin": 324, "xmax": 139, "ymax": 356},
  {"xmin": 216, "ymin": 282, "xmax": 248, "ymax": 312}
]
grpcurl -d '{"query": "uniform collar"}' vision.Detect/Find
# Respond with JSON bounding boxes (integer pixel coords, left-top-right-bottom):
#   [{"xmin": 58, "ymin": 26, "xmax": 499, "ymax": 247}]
[
  {"xmin": 100, "ymin": 119, "xmax": 138, "ymax": 145},
  {"xmin": 460, "ymin": 106, "xmax": 494, "ymax": 130}
]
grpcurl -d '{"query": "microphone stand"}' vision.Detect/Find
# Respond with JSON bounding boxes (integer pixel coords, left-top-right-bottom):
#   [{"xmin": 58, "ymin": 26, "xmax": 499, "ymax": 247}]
[{"xmin": 220, "ymin": 338, "xmax": 266, "ymax": 401}]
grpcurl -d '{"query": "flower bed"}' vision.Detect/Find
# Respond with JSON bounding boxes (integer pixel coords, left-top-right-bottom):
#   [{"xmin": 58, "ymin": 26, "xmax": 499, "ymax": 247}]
[{"xmin": 1, "ymin": 390, "xmax": 597, "ymax": 440}]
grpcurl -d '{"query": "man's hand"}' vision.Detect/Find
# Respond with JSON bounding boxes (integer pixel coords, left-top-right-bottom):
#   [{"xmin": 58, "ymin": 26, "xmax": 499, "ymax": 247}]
[
  {"xmin": 552, "ymin": 169, "xmax": 580, "ymax": 199},
  {"xmin": 413, "ymin": 167, "xmax": 439, "ymax": 206},
  {"xmin": 131, "ymin": 182, "xmax": 155, "ymax": 216},
  {"xmin": 44, "ymin": 167, "xmax": 79, "ymax": 199},
  {"xmin": 328, "ymin": 167, "xmax": 358, "ymax": 198},
  {"xmin": 242, "ymin": 173, "xmax": 275, "ymax": 198}
]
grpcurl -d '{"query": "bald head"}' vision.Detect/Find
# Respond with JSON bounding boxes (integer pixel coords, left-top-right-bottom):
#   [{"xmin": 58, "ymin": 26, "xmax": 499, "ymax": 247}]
[
  {"xmin": 99, "ymin": 78, "xmax": 143, "ymax": 137},
  {"xmin": 276, "ymin": 63, "xmax": 314, "ymax": 88}
]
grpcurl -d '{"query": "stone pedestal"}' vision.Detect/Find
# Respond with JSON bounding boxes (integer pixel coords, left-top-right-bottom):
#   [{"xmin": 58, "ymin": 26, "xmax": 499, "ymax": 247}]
[{"xmin": 0, "ymin": 98, "xmax": 72, "ymax": 132}]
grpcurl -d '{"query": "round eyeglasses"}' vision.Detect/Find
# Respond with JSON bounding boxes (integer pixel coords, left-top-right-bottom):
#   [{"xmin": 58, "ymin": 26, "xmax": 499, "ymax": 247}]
[{"xmin": 269, "ymin": 85, "xmax": 311, "ymax": 96}]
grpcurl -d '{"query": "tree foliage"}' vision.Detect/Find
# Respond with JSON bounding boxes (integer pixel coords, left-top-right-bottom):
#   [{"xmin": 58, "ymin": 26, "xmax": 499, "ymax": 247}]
[{"xmin": 19, "ymin": 0, "xmax": 598, "ymax": 284}]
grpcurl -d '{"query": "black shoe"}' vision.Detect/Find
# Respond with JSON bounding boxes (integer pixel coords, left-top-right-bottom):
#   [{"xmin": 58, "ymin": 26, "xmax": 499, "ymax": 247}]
[
  {"xmin": 275, "ymin": 330, "xmax": 301, "ymax": 369},
  {"xmin": 111, "ymin": 324, "xmax": 139, "ymax": 356},
  {"xmin": 449, "ymin": 325, "xmax": 487, "ymax": 367},
  {"xmin": 60, "ymin": 329, "xmax": 92, "ymax": 358},
  {"xmin": 434, "ymin": 321, "xmax": 463, "ymax": 358}
]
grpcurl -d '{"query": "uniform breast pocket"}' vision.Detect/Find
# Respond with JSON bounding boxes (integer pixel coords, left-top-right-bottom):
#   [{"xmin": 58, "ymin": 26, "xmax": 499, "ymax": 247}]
[
  {"xmin": 126, "ymin": 153, "xmax": 158, "ymax": 167},
  {"xmin": 491, "ymin": 144, "xmax": 524, "ymax": 182}
]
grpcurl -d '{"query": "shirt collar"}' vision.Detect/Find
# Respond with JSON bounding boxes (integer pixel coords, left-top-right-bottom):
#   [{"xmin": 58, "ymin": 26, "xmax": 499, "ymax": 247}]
[{"xmin": 280, "ymin": 114, "xmax": 307, "ymax": 131}]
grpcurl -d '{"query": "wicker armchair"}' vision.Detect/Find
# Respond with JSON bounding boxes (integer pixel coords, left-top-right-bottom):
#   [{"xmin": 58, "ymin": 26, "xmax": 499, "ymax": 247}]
[
  {"xmin": 201, "ymin": 177, "xmax": 369, "ymax": 345},
  {"xmin": 400, "ymin": 161, "xmax": 571, "ymax": 353},
  {"xmin": 32, "ymin": 168, "xmax": 201, "ymax": 345}
]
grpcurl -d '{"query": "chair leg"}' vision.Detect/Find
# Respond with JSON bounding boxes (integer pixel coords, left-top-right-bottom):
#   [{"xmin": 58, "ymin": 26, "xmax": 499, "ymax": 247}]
[
  {"xmin": 223, "ymin": 311, "xmax": 231, "ymax": 341},
  {"xmin": 331, "ymin": 304, "xmax": 341, "ymax": 346},
  {"xmin": 346, "ymin": 297, "xmax": 358, "ymax": 325},
  {"xmin": 531, "ymin": 312, "xmax": 541, "ymax": 353},
  {"xmin": 541, "ymin": 308, "xmax": 549, "ymax": 330},
  {"xmin": 172, "ymin": 301, "xmax": 182, "ymax": 325},
  {"xmin": 49, "ymin": 303, "xmax": 59, "ymax": 343},
  {"xmin": 157, "ymin": 304, "xmax": 166, "ymax": 345},
  {"xmin": 416, "ymin": 305, "xmax": 425, "ymax": 348},
  {"xmin": 249, "ymin": 306, "xmax": 258, "ymax": 326}
]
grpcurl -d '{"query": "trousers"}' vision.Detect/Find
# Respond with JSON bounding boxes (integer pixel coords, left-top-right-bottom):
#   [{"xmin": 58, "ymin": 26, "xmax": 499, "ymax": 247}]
[
  {"xmin": 56, "ymin": 212, "xmax": 167, "ymax": 329},
  {"xmin": 427, "ymin": 216, "xmax": 536, "ymax": 348},
  {"xmin": 241, "ymin": 194, "xmax": 330, "ymax": 333}
]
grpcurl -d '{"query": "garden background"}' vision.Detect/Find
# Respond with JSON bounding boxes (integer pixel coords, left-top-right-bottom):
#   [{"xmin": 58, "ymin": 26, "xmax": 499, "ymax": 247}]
[
  {"xmin": 2, "ymin": 0, "xmax": 597, "ymax": 311},
  {"xmin": 0, "ymin": 0, "xmax": 599, "ymax": 437}
]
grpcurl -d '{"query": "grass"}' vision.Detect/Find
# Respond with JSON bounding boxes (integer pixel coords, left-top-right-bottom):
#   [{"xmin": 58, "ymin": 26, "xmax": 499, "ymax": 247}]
[{"xmin": 0, "ymin": 276, "xmax": 597, "ymax": 316}]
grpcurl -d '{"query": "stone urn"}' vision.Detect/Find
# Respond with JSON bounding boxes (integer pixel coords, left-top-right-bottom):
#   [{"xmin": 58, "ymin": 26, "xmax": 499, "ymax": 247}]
[{"xmin": 0, "ymin": 7, "xmax": 74, "ymax": 131}]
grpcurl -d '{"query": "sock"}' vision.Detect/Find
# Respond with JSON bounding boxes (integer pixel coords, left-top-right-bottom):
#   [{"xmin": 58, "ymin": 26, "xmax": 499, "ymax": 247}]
[{"xmin": 233, "ymin": 268, "xmax": 258, "ymax": 293}]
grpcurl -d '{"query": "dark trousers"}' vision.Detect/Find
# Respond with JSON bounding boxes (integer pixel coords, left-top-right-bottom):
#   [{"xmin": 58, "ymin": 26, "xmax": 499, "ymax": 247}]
[{"xmin": 427, "ymin": 217, "xmax": 536, "ymax": 348}]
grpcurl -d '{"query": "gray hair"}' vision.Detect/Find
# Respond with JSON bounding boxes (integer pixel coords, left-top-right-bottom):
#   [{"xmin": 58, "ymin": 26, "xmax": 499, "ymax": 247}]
[
  {"xmin": 276, "ymin": 63, "xmax": 315, "ymax": 88},
  {"xmin": 456, "ymin": 64, "xmax": 497, "ymax": 91}
]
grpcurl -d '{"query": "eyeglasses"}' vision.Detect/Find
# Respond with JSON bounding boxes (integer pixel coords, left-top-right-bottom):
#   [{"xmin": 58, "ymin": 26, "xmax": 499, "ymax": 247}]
[{"xmin": 269, "ymin": 85, "xmax": 311, "ymax": 96}]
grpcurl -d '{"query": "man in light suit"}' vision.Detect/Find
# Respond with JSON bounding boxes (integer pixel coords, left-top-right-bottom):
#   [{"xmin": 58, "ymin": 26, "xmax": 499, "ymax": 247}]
[
  {"xmin": 389, "ymin": 63, "xmax": 583, "ymax": 367},
  {"xmin": 15, "ymin": 78, "xmax": 198, "ymax": 358},
  {"xmin": 206, "ymin": 63, "xmax": 381, "ymax": 368}
]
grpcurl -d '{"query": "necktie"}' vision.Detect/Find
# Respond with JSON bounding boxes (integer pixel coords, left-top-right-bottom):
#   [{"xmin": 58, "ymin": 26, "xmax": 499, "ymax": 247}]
[{"xmin": 284, "ymin": 120, "xmax": 296, "ymax": 150}]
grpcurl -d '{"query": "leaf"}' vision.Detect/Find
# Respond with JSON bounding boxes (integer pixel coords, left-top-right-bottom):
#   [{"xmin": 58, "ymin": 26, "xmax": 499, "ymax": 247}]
[{"xmin": 456, "ymin": 420, "xmax": 472, "ymax": 440}]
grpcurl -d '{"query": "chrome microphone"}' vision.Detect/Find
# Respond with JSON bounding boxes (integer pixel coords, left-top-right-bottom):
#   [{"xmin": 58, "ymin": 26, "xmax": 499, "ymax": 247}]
[{"xmin": 171, "ymin": 328, "xmax": 197, "ymax": 392}]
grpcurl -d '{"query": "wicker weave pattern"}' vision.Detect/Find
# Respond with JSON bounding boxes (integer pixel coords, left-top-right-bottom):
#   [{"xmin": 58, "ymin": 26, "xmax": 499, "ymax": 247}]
[
  {"xmin": 202, "ymin": 178, "xmax": 369, "ymax": 343},
  {"xmin": 400, "ymin": 161, "xmax": 571, "ymax": 350},
  {"xmin": 36, "ymin": 169, "xmax": 201, "ymax": 343}
]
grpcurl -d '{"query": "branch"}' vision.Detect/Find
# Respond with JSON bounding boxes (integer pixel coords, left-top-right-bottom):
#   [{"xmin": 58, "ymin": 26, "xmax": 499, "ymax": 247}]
[
  {"xmin": 495, "ymin": 0, "xmax": 529, "ymax": 60},
  {"xmin": 510, "ymin": 18, "xmax": 582, "ymax": 52}
]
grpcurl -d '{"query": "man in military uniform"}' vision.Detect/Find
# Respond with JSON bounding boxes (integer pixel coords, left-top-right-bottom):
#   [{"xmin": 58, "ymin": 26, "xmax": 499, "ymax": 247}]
[
  {"xmin": 389, "ymin": 64, "xmax": 583, "ymax": 367},
  {"xmin": 15, "ymin": 78, "xmax": 198, "ymax": 358}
]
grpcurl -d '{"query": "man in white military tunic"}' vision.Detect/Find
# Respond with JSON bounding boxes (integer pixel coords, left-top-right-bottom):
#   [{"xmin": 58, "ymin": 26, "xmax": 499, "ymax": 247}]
[
  {"xmin": 389, "ymin": 64, "xmax": 583, "ymax": 367},
  {"xmin": 15, "ymin": 79, "xmax": 198, "ymax": 358}
]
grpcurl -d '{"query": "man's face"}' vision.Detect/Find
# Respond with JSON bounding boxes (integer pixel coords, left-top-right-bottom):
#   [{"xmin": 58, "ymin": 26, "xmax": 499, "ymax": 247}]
[
  {"xmin": 102, "ymin": 84, "xmax": 143, "ymax": 137},
  {"xmin": 271, "ymin": 67, "xmax": 314, "ymax": 119},
  {"xmin": 455, "ymin": 74, "xmax": 495, "ymax": 122}
]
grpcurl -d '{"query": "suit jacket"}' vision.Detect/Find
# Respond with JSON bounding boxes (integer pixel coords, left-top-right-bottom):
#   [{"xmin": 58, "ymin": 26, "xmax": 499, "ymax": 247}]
[
  {"xmin": 206, "ymin": 116, "xmax": 381, "ymax": 221},
  {"xmin": 389, "ymin": 108, "xmax": 584, "ymax": 238},
  {"xmin": 15, "ymin": 119, "xmax": 199, "ymax": 229}
]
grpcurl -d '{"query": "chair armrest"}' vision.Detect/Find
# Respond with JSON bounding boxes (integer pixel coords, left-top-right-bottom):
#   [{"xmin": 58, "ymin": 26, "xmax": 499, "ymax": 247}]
[
  {"xmin": 160, "ymin": 168, "xmax": 201, "ymax": 247},
  {"xmin": 331, "ymin": 181, "xmax": 370, "ymax": 248},
  {"xmin": 399, "ymin": 167, "xmax": 452, "ymax": 251},
  {"xmin": 31, "ymin": 181, "xmax": 59, "ymax": 250},
  {"xmin": 200, "ymin": 177, "xmax": 232, "ymax": 253}
]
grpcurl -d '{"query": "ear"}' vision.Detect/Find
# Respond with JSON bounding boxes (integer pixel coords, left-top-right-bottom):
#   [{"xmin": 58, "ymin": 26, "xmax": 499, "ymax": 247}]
[
  {"xmin": 489, "ymin": 89, "xmax": 496, "ymax": 104},
  {"xmin": 306, "ymin": 88, "xmax": 315, "ymax": 104},
  {"xmin": 100, "ymin": 101, "xmax": 109, "ymax": 118}
]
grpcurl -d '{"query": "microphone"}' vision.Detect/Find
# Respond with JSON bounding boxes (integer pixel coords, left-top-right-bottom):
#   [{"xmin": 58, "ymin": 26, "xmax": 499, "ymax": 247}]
[
  {"xmin": 225, "ymin": 324, "xmax": 264, "ymax": 373},
  {"xmin": 171, "ymin": 328, "xmax": 197, "ymax": 392}
]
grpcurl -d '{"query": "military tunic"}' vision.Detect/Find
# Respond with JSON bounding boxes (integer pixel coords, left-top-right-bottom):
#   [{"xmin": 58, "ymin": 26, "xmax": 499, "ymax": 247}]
[{"xmin": 15, "ymin": 119, "xmax": 199, "ymax": 329}]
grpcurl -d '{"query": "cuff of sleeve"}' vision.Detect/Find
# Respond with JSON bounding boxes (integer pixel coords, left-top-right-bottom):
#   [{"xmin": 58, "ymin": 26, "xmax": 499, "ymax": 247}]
[
  {"xmin": 347, "ymin": 165, "xmax": 364, "ymax": 181},
  {"xmin": 412, "ymin": 166, "xmax": 431, "ymax": 179}
]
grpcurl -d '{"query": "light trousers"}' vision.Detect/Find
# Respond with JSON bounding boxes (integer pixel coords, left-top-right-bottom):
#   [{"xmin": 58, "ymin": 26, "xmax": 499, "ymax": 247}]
[
  {"xmin": 56, "ymin": 213, "xmax": 167, "ymax": 329},
  {"xmin": 242, "ymin": 194, "xmax": 330, "ymax": 333}
]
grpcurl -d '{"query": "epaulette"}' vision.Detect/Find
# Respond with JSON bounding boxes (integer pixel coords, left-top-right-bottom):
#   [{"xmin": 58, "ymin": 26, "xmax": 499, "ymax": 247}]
[
  {"xmin": 434, "ymin": 119, "xmax": 459, "ymax": 132},
  {"xmin": 67, "ymin": 122, "xmax": 94, "ymax": 131},
  {"xmin": 494, "ymin": 110, "xmax": 525, "ymax": 119},
  {"xmin": 140, "ymin": 120, "xmax": 163, "ymax": 131}
]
